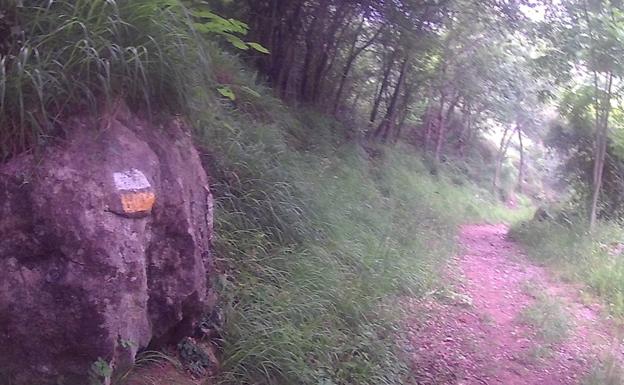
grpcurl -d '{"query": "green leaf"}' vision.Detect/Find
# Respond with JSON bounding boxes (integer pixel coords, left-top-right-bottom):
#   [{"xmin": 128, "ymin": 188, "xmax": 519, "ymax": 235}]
[
  {"xmin": 228, "ymin": 18, "xmax": 249, "ymax": 34},
  {"xmin": 217, "ymin": 86, "xmax": 236, "ymax": 101},
  {"xmin": 240, "ymin": 86, "xmax": 261, "ymax": 98},
  {"xmin": 192, "ymin": 22, "xmax": 212, "ymax": 33},
  {"xmin": 248, "ymin": 42, "xmax": 270, "ymax": 54},
  {"xmin": 191, "ymin": 9, "xmax": 220, "ymax": 19},
  {"xmin": 225, "ymin": 34, "xmax": 249, "ymax": 51}
]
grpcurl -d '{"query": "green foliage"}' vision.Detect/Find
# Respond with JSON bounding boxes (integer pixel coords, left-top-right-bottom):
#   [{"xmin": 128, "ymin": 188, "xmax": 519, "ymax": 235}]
[
  {"xmin": 89, "ymin": 358, "xmax": 113, "ymax": 385},
  {"xmin": 247, "ymin": 42, "xmax": 269, "ymax": 54},
  {"xmin": 539, "ymin": 0, "xmax": 624, "ymax": 227},
  {"xmin": 520, "ymin": 283, "xmax": 570, "ymax": 345},
  {"xmin": 511, "ymin": 217, "xmax": 624, "ymax": 317},
  {"xmin": 177, "ymin": 337, "xmax": 212, "ymax": 377},
  {"xmin": 0, "ymin": 0, "xmax": 217, "ymax": 161},
  {"xmin": 0, "ymin": 0, "xmax": 268, "ymax": 161},
  {"xmin": 192, "ymin": 47, "xmax": 530, "ymax": 385},
  {"xmin": 189, "ymin": 5, "xmax": 268, "ymax": 53},
  {"xmin": 0, "ymin": 2, "xmax": 533, "ymax": 384},
  {"xmin": 545, "ymin": 85, "xmax": 624, "ymax": 220},
  {"xmin": 583, "ymin": 355, "xmax": 624, "ymax": 385},
  {"xmin": 113, "ymin": 351, "xmax": 193, "ymax": 385},
  {"xmin": 217, "ymin": 86, "xmax": 236, "ymax": 101}
]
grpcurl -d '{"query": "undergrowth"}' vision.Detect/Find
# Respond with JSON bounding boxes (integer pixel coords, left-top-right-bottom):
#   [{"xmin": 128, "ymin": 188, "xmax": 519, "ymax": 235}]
[
  {"xmin": 583, "ymin": 355, "xmax": 624, "ymax": 385},
  {"xmin": 511, "ymin": 218, "xmax": 624, "ymax": 317},
  {"xmin": 0, "ymin": 0, "xmax": 211, "ymax": 160},
  {"xmin": 116, "ymin": 351, "xmax": 195, "ymax": 385},
  {"xmin": 1, "ymin": 2, "xmax": 529, "ymax": 384},
  {"xmin": 194, "ymin": 47, "xmax": 531, "ymax": 385},
  {"xmin": 520, "ymin": 281, "xmax": 569, "ymax": 345}
]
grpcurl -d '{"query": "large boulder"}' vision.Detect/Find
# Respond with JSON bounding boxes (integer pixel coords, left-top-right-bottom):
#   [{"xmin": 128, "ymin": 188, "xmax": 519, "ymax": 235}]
[{"xmin": 0, "ymin": 104, "xmax": 215, "ymax": 385}]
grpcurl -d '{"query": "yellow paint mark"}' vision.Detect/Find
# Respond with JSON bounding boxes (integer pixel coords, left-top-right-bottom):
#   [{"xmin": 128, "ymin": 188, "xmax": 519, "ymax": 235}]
[{"xmin": 120, "ymin": 191, "xmax": 156, "ymax": 214}]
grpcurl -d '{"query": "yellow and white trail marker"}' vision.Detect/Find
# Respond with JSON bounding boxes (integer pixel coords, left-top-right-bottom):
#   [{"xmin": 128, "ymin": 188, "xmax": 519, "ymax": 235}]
[{"xmin": 111, "ymin": 169, "xmax": 155, "ymax": 217}]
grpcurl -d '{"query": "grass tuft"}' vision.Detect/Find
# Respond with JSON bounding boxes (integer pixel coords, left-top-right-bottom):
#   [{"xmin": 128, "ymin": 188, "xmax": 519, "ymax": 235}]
[
  {"xmin": 520, "ymin": 282, "xmax": 570, "ymax": 345},
  {"xmin": 115, "ymin": 351, "xmax": 196, "ymax": 385},
  {"xmin": 0, "ymin": 0, "xmax": 212, "ymax": 161},
  {"xmin": 583, "ymin": 355, "xmax": 624, "ymax": 385}
]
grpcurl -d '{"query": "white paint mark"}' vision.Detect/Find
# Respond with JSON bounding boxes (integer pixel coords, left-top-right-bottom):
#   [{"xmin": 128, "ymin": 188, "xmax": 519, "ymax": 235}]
[{"xmin": 113, "ymin": 169, "xmax": 151, "ymax": 191}]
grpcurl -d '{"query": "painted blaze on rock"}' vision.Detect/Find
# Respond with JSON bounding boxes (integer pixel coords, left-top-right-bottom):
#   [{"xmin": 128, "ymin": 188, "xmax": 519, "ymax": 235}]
[
  {"xmin": 0, "ymin": 105, "xmax": 215, "ymax": 385},
  {"xmin": 111, "ymin": 169, "xmax": 156, "ymax": 217}
]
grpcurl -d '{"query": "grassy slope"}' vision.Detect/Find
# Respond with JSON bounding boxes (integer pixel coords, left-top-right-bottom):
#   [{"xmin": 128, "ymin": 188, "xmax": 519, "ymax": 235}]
[
  {"xmin": 196, "ymin": 49, "xmax": 532, "ymax": 385},
  {"xmin": 1, "ymin": 3, "xmax": 532, "ymax": 383},
  {"xmin": 511, "ymin": 219, "xmax": 624, "ymax": 317},
  {"xmin": 510, "ymin": 218, "xmax": 624, "ymax": 383},
  {"xmin": 509, "ymin": 217, "xmax": 624, "ymax": 385}
]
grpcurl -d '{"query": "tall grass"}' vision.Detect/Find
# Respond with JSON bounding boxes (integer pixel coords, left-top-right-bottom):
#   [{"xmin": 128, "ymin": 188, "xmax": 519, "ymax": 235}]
[
  {"xmin": 583, "ymin": 355, "xmax": 624, "ymax": 385},
  {"xmin": 190, "ymin": 48, "xmax": 531, "ymax": 384},
  {"xmin": 520, "ymin": 283, "xmax": 570, "ymax": 345},
  {"xmin": 511, "ymin": 218, "xmax": 624, "ymax": 316},
  {"xmin": 2, "ymin": 3, "xmax": 527, "ymax": 384},
  {"xmin": 0, "ymin": 0, "xmax": 211, "ymax": 160}
]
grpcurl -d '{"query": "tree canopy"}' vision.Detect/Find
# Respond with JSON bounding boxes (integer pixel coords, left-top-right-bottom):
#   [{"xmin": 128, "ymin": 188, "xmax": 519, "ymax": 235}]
[{"xmin": 201, "ymin": 0, "xmax": 624, "ymax": 229}]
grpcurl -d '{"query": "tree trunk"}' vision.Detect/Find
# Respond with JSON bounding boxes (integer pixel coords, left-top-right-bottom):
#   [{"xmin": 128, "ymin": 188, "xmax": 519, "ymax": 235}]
[
  {"xmin": 276, "ymin": 1, "xmax": 305, "ymax": 98},
  {"xmin": 434, "ymin": 93, "xmax": 460, "ymax": 163},
  {"xmin": 493, "ymin": 125, "xmax": 515, "ymax": 194},
  {"xmin": 394, "ymin": 86, "xmax": 414, "ymax": 143},
  {"xmin": 249, "ymin": 0, "xmax": 304, "ymax": 91},
  {"xmin": 373, "ymin": 55, "xmax": 409, "ymax": 142},
  {"xmin": 517, "ymin": 127, "xmax": 525, "ymax": 194},
  {"xmin": 333, "ymin": 24, "xmax": 383, "ymax": 115},
  {"xmin": 458, "ymin": 108, "xmax": 471, "ymax": 158},
  {"xmin": 333, "ymin": 54, "xmax": 358, "ymax": 115},
  {"xmin": 299, "ymin": 2, "xmax": 326, "ymax": 102},
  {"xmin": 369, "ymin": 50, "xmax": 397, "ymax": 126},
  {"xmin": 422, "ymin": 89, "xmax": 436, "ymax": 152},
  {"xmin": 589, "ymin": 72, "xmax": 614, "ymax": 230},
  {"xmin": 433, "ymin": 107, "xmax": 445, "ymax": 162},
  {"xmin": 310, "ymin": 2, "xmax": 351, "ymax": 104},
  {"xmin": 278, "ymin": 42, "xmax": 296, "ymax": 99}
]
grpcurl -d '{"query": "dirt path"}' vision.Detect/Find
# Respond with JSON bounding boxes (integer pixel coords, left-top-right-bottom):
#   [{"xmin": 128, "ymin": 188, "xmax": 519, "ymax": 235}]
[{"xmin": 404, "ymin": 224, "xmax": 624, "ymax": 385}]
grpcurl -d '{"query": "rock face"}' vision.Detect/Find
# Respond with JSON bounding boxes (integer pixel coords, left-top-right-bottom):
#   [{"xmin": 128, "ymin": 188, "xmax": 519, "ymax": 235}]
[{"xmin": 0, "ymin": 104, "xmax": 215, "ymax": 385}]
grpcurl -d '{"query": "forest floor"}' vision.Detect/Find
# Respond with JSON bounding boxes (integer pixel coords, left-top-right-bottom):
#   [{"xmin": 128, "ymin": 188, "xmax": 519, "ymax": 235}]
[{"xmin": 404, "ymin": 224, "xmax": 624, "ymax": 385}]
